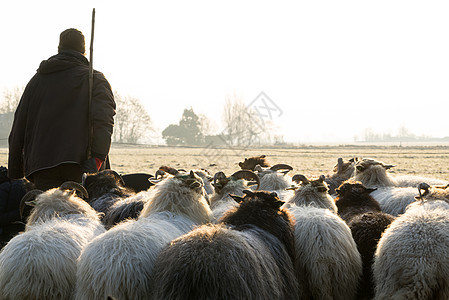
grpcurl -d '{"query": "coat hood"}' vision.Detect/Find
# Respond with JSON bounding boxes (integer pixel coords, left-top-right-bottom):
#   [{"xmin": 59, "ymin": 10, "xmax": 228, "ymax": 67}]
[{"xmin": 37, "ymin": 50, "xmax": 89, "ymax": 74}]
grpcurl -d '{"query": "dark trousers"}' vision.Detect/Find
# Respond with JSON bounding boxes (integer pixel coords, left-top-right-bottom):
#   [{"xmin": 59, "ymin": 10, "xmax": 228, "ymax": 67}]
[{"xmin": 28, "ymin": 163, "xmax": 83, "ymax": 191}]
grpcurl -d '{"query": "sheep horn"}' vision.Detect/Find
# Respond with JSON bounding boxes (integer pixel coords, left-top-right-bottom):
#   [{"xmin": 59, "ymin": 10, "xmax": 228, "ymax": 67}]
[
  {"xmin": 417, "ymin": 182, "xmax": 431, "ymax": 199},
  {"xmin": 292, "ymin": 174, "xmax": 309, "ymax": 184},
  {"xmin": 337, "ymin": 158, "xmax": 343, "ymax": 173},
  {"xmin": 155, "ymin": 169, "xmax": 166, "ymax": 179},
  {"xmin": 159, "ymin": 166, "xmax": 179, "ymax": 175},
  {"xmin": 112, "ymin": 170, "xmax": 126, "ymax": 187},
  {"xmin": 59, "ymin": 181, "xmax": 89, "ymax": 199},
  {"xmin": 19, "ymin": 189, "xmax": 43, "ymax": 219},
  {"xmin": 383, "ymin": 164, "xmax": 395, "ymax": 170},
  {"xmin": 231, "ymin": 170, "xmax": 260, "ymax": 190},
  {"xmin": 270, "ymin": 164, "xmax": 293, "ymax": 172}
]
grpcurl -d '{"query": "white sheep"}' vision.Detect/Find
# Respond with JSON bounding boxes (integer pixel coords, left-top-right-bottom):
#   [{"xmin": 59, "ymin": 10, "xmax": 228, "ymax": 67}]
[
  {"xmin": 289, "ymin": 205, "xmax": 362, "ymax": 300},
  {"xmin": 74, "ymin": 170, "xmax": 213, "ymax": 300},
  {"xmin": 373, "ymin": 183, "xmax": 449, "ymax": 299},
  {"xmin": 283, "ymin": 175, "xmax": 362, "ymax": 300},
  {"xmin": 209, "ymin": 170, "xmax": 260, "ymax": 221},
  {"xmin": 0, "ymin": 183, "xmax": 105, "ymax": 300},
  {"xmin": 254, "ymin": 163, "xmax": 295, "ymax": 201},
  {"xmin": 354, "ymin": 158, "xmax": 448, "ymax": 187},
  {"xmin": 352, "ymin": 158, "xmax": 431, "ymax": 216},
  {"xmin": 285, "ymin": 174, "xmax": 338, "ymax": 213}
]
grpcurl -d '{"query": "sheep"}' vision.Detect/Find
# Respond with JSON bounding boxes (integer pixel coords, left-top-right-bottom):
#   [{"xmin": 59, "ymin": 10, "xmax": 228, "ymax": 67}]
[
  {"xmin": 83, "ymin": 169, "xmax": 135, "ymax": 215},
  {"xmin": 0, "ymin": 182, "xmax": 105, "ymax": 300},
  {"xmin": 253, "ymin": 163, "xmax": 295, "ymax": 201},
  {"xmin": 157, "ymin": 165, "xmax": 215, "ymax": 196},
  {"xmin": 352, "ymin": 158, "xmax": 426, "ymax": 216},
  {"xmin": 193, "ymin": 168, "xmax": 214, "ymax": 195},
  {"xmin": 354, "ymin": 158, "xmax": 448, "ymax": 188},
  {"xmin": 209, "ymin": 169, "xmax": 260, "ymax": 221},
  {"xmin": 83, "ymin": 169, "xmax": 155, "ymax": 228},
  {"xmin": 101, "ymin": 190, "xmax": 151, "ymax": 228},
  {"xmin": 373, "ymin": 183, "xmax": 449, "ymax": 299},
  {"xmin": 238, "ymin": 154, "xmax": 271, "ymax": 170},
  {"xmin": 325, "ymin": 157, "xmax": 359, "ymax": 195},
  {"xmin": 335, "ymin": 180, "xmax": 395, "ymax": 300},
  {"xmin": 74, "ymin": 170, "xmax": 213, "ymax": 300},
  {"xmin": 150, "ymin": 190, "xmax": 299, "ymax": 300},
  {"xmin": 284, "ymin": 175, "xmax": 362, "ymax": 299},
  {"xmin": 285, "ymin": 174, "xmax": 338, "ymax": 213}
]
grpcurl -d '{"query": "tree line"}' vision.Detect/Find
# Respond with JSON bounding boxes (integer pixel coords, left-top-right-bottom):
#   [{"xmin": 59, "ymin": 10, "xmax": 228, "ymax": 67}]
[{"xmin": 0, "ymin": 87, "xmax": 279, "ymax": 147}]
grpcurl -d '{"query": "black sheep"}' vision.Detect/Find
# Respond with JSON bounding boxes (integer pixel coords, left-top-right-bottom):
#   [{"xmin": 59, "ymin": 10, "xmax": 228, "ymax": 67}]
[
  {"xmin": 151, "ymin": 190, "xmax": 299, "ymax": 300},
  {"xmin": 335, "ymin": 180, "xmax": 394, "ymax": 300}
]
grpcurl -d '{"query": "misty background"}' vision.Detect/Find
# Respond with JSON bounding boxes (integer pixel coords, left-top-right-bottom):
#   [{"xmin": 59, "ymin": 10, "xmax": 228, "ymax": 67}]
[{"xmin": 1, "ymin": 1, "xmax": 449, "ymax": 146}]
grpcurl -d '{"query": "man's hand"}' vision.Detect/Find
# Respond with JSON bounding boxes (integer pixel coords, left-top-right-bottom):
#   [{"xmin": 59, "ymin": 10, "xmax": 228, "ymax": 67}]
[{"xmin": 81, "ymin": 157, "xmax": 101, "ymax": 174}]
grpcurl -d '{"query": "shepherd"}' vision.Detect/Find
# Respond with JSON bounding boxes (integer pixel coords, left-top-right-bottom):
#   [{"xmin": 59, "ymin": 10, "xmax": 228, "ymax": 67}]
[{"xmin": 8, "ymin": 11, "xmax": 116, "ymax": 190}]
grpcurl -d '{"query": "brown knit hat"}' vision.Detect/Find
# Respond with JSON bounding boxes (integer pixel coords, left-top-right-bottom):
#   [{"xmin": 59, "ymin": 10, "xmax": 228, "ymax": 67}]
[{"xmin": 58, "ymin": 28, "xmax": 85, "ymax": 54}]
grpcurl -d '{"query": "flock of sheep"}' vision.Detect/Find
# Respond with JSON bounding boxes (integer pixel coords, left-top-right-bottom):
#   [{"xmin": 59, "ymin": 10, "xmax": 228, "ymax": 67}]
[{"xmin": 0, "ymin": 154, "xmax": 449, "ymax": 299}]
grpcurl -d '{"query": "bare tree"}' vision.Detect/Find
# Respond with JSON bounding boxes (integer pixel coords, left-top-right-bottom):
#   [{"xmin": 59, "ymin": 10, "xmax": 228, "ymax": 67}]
[
  {"xmin": 0, "ymin": 86, "xmax": 25, "ymax": 140},
  {"xmin": 221, "ymin": 94, "xmax": 265, "ymax": 146},
  {"xmin": 112, "ymin": 91, "xmax": 153, "ymax": 144},
  {"xmin": 1, "ymin": 86, "xmax": 24, "ymax": 114}
]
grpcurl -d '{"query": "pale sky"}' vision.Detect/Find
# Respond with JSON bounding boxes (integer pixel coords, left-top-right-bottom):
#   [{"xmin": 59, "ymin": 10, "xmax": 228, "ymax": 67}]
[{"xmin": 1, "ymin": 1, "xmax": 449, "ymax": 144}]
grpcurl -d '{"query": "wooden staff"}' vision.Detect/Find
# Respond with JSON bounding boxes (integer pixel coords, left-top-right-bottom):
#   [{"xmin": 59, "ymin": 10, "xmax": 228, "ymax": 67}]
[{"xmin": 87, "ymin": 8, "xmax": 95, "ymax": 158}]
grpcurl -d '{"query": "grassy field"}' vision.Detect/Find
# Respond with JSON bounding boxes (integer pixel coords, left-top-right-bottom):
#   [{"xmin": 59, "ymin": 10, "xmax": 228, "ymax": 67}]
[{"xmin": 1, "ymin": 144, "xmax": 448, "ymax": 181}]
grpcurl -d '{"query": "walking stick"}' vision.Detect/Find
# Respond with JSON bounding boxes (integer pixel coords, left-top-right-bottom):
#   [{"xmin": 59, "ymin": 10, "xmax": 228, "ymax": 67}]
[{"xmin": 87, "ymin": 8, "xmax": 95, "ymax": 159}]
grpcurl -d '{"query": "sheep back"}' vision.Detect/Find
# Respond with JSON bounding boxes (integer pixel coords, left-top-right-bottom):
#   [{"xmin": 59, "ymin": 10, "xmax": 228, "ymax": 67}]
[
  {"xmin": 0, "ymin": 217, "xmax": 104, "ymax": 300},
  {"xmin": 139, "ymin": 176, "xmax": 212, "ymax": 224},
  {"xmin": 373, "ymin": 202, "xmax": 449, "ymax": 300},
  {"xmin": 371, "ymin": 187, "xmax": 417, "ymax": 216},
  {"xmin": 151, "ymin": 224, "xmax": 297, "ymax": 300},
  {"xmin": 348, "ymin": 212, "xmax": 394, "ymax": 299},
  {"xmin": 75, "ymin": 212, "xmax": 195, "ymax": 300},
  {"xmin": 289, "ymin": 205, "xmax": 362, "ymax": 300}
]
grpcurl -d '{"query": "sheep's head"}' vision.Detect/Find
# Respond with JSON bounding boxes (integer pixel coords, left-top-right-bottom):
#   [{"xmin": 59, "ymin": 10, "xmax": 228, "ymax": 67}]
[
  {"xmin": 83, "ymin": 169, "xmax": 127, "ymax": 200},
  {"xmin": 355, "ymin": 158, "xmax": 395, "ymax": 173},
  {"xmin": 254, "ymin": 163, "xmax": 293, "ymax": 177},
  {"xmin": 175, "ymin": 170, "xmax": 205, "ymax": 192},
  {"xmin": 229, "ymin": 189, "xmax": 284, "ymax": 210},
  {"xmin": 238, "ymin": 155, "xmax": 271, "ymax": 171},
  {"xmin": 413, "ymin": 182, "xmax": 449, "ymax": 203},
  {"xmin": 25, "ymin": 183, "xmax": 99, "ymax": 225},
  {"xmin": 212, "ymin": 170, "xmax": 260, "ymax": 193},
  {"xmin": 291, "ymin": 174, "xmax": 329, "ymax": 193},
  {"xmin": 332, "ymin": 157, "xmax": 360, "ymax": 176},
  {"xmin": 336, "ymin": 180, "xmax": 377, "ymax": 198}
]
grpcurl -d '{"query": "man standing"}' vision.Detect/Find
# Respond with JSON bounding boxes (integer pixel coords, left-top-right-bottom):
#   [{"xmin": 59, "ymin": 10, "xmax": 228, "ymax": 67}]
[{"xmin": 8, "ymin": 28, "xmax": 115, "ymax": 190}]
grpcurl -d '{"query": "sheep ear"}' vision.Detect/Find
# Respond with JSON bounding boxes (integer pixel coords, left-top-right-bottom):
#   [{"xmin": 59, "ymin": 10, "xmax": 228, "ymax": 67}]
[
  {"xmin": 229, "ymin": 194, "xmax": 244, "ymax": 203},
  {"xmin": 25, "ymin": 200, "xmax": 37, "ymax": 207},
  {"xmin": 273, "ymin": 199, "xmax": 284, "ymax": 209},
  {"xmin": 242, "ymin": 190, "xmax": 255, "ymax": 197},
  {"xmin": 366, "ymin": 187, "xmax": 377, "ymax": 193},
  {"xmin": 285, "ymin": 185, "xmax": 298, "ymax": 191}
]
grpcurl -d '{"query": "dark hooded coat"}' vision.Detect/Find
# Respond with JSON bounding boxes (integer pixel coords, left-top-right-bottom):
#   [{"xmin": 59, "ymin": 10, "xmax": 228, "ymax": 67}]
[{"xmin": 8, "ymin": 50, "xmax": 115, "ymax": 179}]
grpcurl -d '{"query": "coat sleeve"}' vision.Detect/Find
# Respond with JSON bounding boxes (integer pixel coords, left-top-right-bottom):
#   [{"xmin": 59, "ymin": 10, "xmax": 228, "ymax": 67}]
[
  {"xmin": 90, "ymin": 71, "xmax": 116, "ymax": 161},
  {"xmin": 8, "ymin": 78, "xmax": 36, "ymax": 179}
]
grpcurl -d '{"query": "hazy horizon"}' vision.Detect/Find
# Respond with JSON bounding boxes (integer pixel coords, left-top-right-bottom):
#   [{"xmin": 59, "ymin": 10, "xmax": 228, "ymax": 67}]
[{"xmin": 1, "ymin": 1, "xmax": 448, "ymax": 144}]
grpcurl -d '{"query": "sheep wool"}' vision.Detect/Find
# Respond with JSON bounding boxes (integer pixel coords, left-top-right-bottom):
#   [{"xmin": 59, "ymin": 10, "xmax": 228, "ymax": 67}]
[
  {"xmin": 373, "ymin": 200, "xmax": 449, "ymax": 300},
  {"xmin": 289, "ymin": 205, "xmax": 362, "ymax": 300}
]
